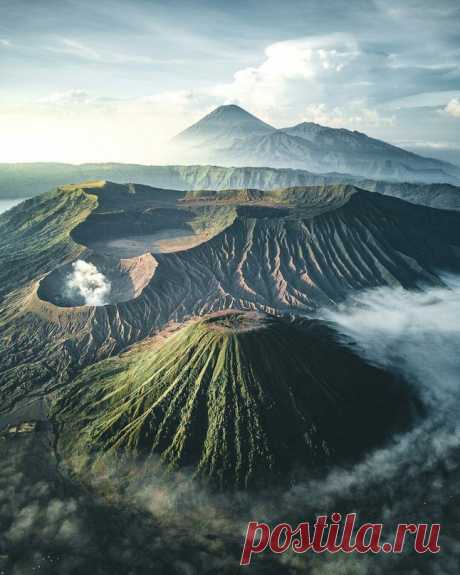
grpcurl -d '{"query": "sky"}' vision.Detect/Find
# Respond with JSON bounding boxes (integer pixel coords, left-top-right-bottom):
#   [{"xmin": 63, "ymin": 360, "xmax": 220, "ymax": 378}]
[{"xmin": 0, "ymin": 0, "xmax": 459, "ymax": 164}]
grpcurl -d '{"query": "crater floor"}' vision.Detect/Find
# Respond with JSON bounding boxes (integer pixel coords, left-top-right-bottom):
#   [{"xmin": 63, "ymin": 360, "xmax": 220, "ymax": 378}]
[{"xmin": 85, "ymin": 228, "xmax": 205, "ymax": 257}]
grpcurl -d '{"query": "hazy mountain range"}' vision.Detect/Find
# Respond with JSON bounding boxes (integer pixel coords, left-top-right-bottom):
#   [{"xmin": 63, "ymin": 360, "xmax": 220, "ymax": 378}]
[
  {"xmin": 1, "ymin": 162, "xmax": 460, "ymax": 212},
  {"xmin": 174, "ymin": 104, "xmax": 460, "ymax": 182}
]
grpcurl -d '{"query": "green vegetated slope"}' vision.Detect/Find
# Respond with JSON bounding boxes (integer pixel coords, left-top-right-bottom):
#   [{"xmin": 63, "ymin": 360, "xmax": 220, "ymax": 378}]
[
  {"xmin": 0, "ymin": 186, "xmax": 96, "ymax": 297},
  {"xmin": 0, "ymin": 180, "xmax": 238, "ymax": 411},
  {"xmin": 53, "ymin": 312, "xmax": 419, "ymax": 490}
]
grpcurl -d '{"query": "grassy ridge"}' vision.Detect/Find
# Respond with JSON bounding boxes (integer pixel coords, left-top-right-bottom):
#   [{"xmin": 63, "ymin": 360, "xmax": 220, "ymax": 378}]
[{"xmin": 0, "ymin": 187, "xmax": 96, "ymax": 297}]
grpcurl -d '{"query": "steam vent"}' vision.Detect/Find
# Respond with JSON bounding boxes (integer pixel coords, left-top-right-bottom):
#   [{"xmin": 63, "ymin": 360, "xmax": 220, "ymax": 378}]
[
  {"xmin": 54, "ymin": 311, "xmax": 419, "ymax": 489},
  {"xmin": 37, "ymin": 254, "xmax": 156, "ymax": 307}
]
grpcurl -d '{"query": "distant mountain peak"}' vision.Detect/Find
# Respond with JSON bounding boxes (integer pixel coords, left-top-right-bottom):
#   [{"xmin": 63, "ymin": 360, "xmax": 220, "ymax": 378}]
[
  {"xmin": 294, "ymin": 121, "xmax": 322, "ymax": 128},
  {"xmin": 171, "ymin": 105, "xmax": 460, "ymax": 182},
  {"xmin": 289, "ymin": 121, "xmax": 356, "ymax": 134},
  {"xmin": 208, "ymin": 103, "xmax": 254, "ymax": 117},
  {"xmin": 173, "ymin": 104, "xmax": 274, "ymax": 145}
]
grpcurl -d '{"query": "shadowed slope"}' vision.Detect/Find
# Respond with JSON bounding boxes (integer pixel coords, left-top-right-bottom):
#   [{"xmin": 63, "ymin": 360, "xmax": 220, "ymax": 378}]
[{"xmin": 54, "ymin": 312, "xmax": 420, "ymax": 490}]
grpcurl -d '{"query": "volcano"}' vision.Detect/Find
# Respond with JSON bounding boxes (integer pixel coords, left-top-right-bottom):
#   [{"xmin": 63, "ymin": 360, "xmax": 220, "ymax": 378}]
[
  {"xmin": 174, "ymin": 104, "xmax": 274, "ymax": 147},
  {"xmin": 2, "ymin": 181, "xmax": 460, "ymax": 413},
  {"xmin": 173, "ymin": 105, "xmax": 460, "ymax": 182},
  {"xmin": 54, "ymin": 311, "xmax": 419, "ymax": 489}
]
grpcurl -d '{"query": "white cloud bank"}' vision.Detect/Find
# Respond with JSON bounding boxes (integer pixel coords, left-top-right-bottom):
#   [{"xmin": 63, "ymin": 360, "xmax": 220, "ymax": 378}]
[
  {"xmin": 302, "ymin": 102, "xmax": 395, "ymax": 129},
  {"xmin": 212, "ymin": 34, "xmax": 360, "ymax": 119},
  {"xmin": 446, "ymin": 98, "xmax": 460, "ymax": 119},
  {"xmin": 322, "ymin": 275, "xmax": 460, "ymax": 406}
]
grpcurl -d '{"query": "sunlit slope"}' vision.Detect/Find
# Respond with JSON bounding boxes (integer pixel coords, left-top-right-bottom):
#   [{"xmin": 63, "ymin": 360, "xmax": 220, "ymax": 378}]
[{"xmin": 53, "ymin": 312, "xmax": 419, "ymax": 489}]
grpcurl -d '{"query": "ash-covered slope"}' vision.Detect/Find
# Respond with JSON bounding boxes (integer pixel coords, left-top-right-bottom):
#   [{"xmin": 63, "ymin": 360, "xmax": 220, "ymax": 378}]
[
  {"xmin": 2, "ymin": 181, "xmax": 460, "ymax": 412},
  {"xmin": 53, "ymin": 311, "xmax": 419, "ymax": 489}
]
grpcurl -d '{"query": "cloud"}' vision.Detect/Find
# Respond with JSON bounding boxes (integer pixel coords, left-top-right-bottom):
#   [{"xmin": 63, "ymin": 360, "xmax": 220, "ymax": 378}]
[
  {"xmin": 0, "ymin": 0, "xmax": 459, "ymax": 162},
  {"xmin": 47, "ymin": 37, "xmax": 176, "ymax": 65},
  {"xmin": 3, "ymin": 278, "xmax": 460, "ymax": 574},
  {"xmin": 446, "ymin": 98, "xmax": 460, "ymax": 118},
  {"xmin": 75, "ymin": 277, "xmax": 460, "ymax": 574},
  {"xmin": 2, "ymin": 20, "xmax": 459, "ymax": 162},
  {"xmin": 385, "ymin": 90, "xmax": 460, "ymax": 111},
  {"xmin": 51, "ymin": 38, "xmax": 102, "ymax": 62},
  {"xmin": 37, "ymin": 89, "xmax": 94, "ymax": 106},
  {"xmin": 321, "ymin": 275, "xmax": 460, "ymax": 405},
  {"xmin": 0, "ymin": 89, "xmax": 210, "ymax": 164},
  {"xmin": 302, "ymin": 102, "xmax": 395, "ymax": 128},
  {"xmin": 267, "ymin": 276, "xmax": 460, "ymax": 572},
  {"xmin": 211, "ymin": 34, "xmax": 359, "ymax": 118},
  {"xmin": 0, "ymin": 38, "xmax": 11, "ymax": 47},
  {"xmin": 396, "ymin": 140, "xmax": 460, "ymax": 150}
]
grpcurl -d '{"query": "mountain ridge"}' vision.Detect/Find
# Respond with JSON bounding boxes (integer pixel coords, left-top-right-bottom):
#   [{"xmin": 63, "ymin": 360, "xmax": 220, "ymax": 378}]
[
  {"xmin": 2, "ymin": 162, "xmax": 460, "ymax": 210},
  {"xmin": 173, "ymin": 104, "xmax": 460, "ymax": 182}
]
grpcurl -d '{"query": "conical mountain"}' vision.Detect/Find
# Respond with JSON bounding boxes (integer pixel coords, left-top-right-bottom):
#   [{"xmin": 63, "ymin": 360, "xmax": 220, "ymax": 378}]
[
  {"xmin": 173, "ymin": 104, "xmax": 274, "ymax": 147},
  {"xmin": 172, "ymin": 105, "xmax": 459, "ymax": 181},
  {"xmin": 54, "ymin": 311, "xmax": 419, "ymax": 489}
]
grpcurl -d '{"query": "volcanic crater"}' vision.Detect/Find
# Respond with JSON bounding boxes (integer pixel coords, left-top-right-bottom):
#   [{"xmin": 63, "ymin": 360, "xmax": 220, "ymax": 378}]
[
  {"xmin": 35, "ymin": 181, "xmax": 238, "ymax": 308},
  {"xmin": 37, "ymin": 253, "xmax": 157, "ymax": 307}
]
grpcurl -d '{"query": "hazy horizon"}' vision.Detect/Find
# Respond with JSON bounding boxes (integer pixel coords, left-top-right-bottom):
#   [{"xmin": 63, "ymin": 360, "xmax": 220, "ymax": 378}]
[{"xmin": 1, "ymin": 0, "xmax": 460, "ymax": 165}]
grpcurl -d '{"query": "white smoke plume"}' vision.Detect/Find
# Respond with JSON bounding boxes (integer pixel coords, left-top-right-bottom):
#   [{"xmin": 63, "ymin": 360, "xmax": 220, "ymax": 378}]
[{"xmin": 65, "ymin": 260, "xmax": 111, "ymax": 306}]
